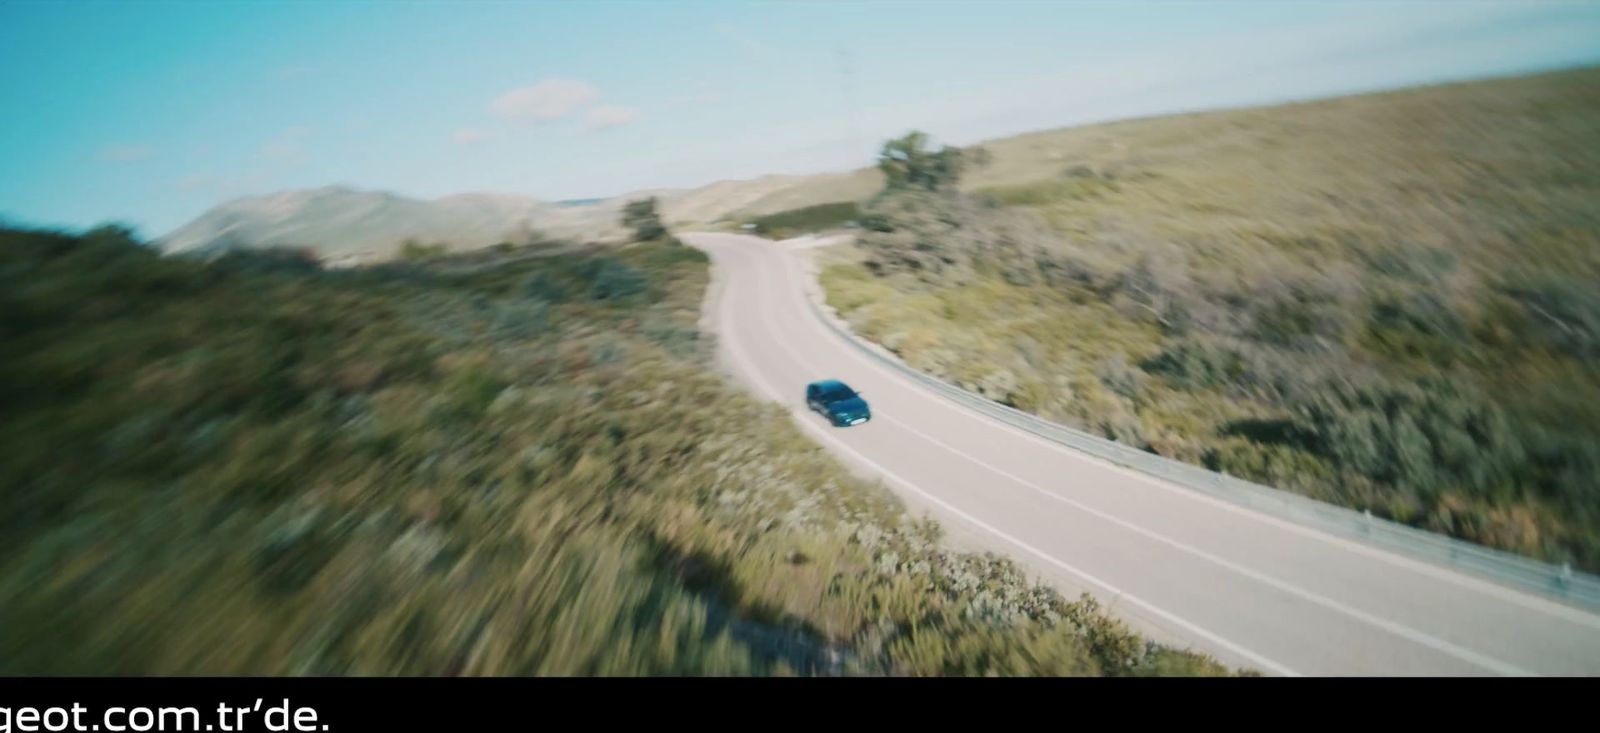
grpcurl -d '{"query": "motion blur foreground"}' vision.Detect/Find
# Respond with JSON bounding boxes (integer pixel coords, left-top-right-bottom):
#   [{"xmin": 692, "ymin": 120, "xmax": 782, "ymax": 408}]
[{"xmin": 4, "ymin": 0, "xmax": 1600, "ymax": 677}]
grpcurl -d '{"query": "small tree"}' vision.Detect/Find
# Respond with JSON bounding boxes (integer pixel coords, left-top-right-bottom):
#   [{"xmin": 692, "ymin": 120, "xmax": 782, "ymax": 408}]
[
  {"xmin": 878, "ymin": 131, "xmax": 967, "ymax": 192},
  {"xmin": 622, "ymin": 197, "xmax": 667, "ymax": 241}
]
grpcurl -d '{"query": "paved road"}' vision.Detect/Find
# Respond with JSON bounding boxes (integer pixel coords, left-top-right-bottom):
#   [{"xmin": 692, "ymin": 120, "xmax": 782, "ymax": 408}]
[{"xmin": 684, "ymin": 231, "xmax": 1600, "ymax": 676}]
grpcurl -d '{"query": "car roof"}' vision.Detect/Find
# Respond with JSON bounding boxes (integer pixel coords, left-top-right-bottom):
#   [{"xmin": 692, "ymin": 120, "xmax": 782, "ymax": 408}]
[{"xmin": 811, "ymin": 379, "xmax": 851, "ymax": 390}]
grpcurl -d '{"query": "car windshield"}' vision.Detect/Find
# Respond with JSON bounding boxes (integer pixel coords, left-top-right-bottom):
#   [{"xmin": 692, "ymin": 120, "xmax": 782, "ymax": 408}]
[{"xmin": 820, "ymin": 386, "xmax": 857, "ymax": 402}]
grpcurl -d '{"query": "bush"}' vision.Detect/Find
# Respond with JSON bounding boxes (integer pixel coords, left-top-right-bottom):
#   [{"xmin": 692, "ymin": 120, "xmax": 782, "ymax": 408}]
[
  {"xmin": 822, "ymin": 68, "xmax": 1600, "ymax": 570},
  {"xmin": 1095, "ymin": 356, "xmax": 1143, "ymax": 401},
  {"xmin": 1289, "ymin": 376, "xmax": 1526, "ymax": 501},
  {"xmin": 586, "ymin": 258, "xmax": 649, "ymax": 301},
  {"xmin": 522, "ymin": 272, "xmax": 570, "ymax": 303},
  {"xmin": 749, "ymin": 202, "xmax": 862, "ymax": 239},
  {"xmin": 213, "ymin": 246, "xmax": 324, "ymax": 276},
  {"xmin": 1247, "ymin": 284, "xmax": 1348, "ymax": 349},
  {"xmin": 854, "ymin": 190, "xmax": 1059, "ymax": 286},
  {"xmin": 622, "ymin": 198, "xmax": 668, "ymax": 242},
  {"xmin": 0, "ymin": 224, "xmax": 1231, "ymax": 675},
  {"xmin": 399, "ymin": 240, "xmax": 448, "ymax": 262},
  {"xmin": 1140, "ymin": 339, "xmax": 1244, "ymax": 391},
  {"xmin": 1363, "ymin": 290, "xmax": 1467, "ymax": 363},
  {"xmin": 490, "ymin": 300, "xmax": 550, "ymax": 341},
  {"xmin": 878, "ymin": 131, "xmax": 969, "ymax": 192},
  {"xmin": 1500, "ymin": 270, "xmax": 1600, "ymax": 360}
]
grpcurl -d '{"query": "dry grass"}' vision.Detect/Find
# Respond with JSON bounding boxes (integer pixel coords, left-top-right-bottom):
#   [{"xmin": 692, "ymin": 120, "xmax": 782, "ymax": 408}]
[
  {"xmin": 0, "ymin": 225, "xmax": 1228, "ymax": 676},
  {"xmin": 819, "ymin": 65, "xmax": 1600, "ymax": 569}
]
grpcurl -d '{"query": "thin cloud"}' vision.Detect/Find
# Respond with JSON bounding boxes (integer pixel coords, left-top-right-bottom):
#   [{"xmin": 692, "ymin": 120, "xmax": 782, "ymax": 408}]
[
  {"xmin": 489, "ymin": 78, "xmax": 600, "ymax": 124},
  {"xmin": 260, "ymin": 126, "xmax": 312, "ymax": 165},
  {"xmin": 175, "ymin": 173, "xmax": 214, "ymax": 192},
  {"xmin": 451, "ymin": 127, "xmax": 493, "ymax": 145},
  {"xmin": 584, "ymin": 105, "xmax": 639, "ymax": 132},
  {"xmin": 99, "ymin": 144, "xmax": 154, "ymax": 163}
]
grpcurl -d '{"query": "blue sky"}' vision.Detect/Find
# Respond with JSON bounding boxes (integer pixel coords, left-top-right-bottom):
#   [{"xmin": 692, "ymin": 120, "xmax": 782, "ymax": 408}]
[{"xmin": 3, "ymin": 0, "xmax": 1599, "ymax": 237}]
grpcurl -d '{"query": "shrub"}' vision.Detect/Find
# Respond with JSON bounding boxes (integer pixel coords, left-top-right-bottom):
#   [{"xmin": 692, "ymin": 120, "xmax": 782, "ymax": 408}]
[
  {"xmin": 622, "ymin": 197, "xmax": 668, "ymax": 242},
  {"xmin": 1363, "ymin": 290, "xmax": 1467, "ymax": 363},
  {"xmin": 820, "ymin": 68, "xmax": 1600, "ymax": 570},
  {"xmin": 1360, "ymin": 244, "xmax": 1456, "ymax": 284},
  {"xmin": 1500, "ymin": 270, "xmax": 1600, "ymax": 360},
  {"xmin": 522, "ymin": 272, "xmax": 570, "ymax": 303},
  {"xmin": 490, "ymin": 300, "xmax": 550, "ymax": 342},
  {"xmin": 1289, "ymin": 376, "xmax": 1526, "ymax": 501},
  {"xmin": 399, "ymin": 240, "xmax": 448, "ymax": 262},
  {"xmin": 586, "ymin": 258, "xmax": 649, "ymax": 301},
  {"xmin": 1140, "ymin": 339, "xmax": 1244, "ymax": 391},
  {"xmin": 749, "ymin": 202, "xmax": 862, "ymax": 239},
  {"xmin": 213, "ymin": 246, "xmax": 324, "ymax": 276},
  {"xmin": 878, "ymin": 131, "xmax": 969, "ymax": 192},
  {"xmin": 0, "ymin": 224, "xmax": 1230, "ymax": 676},
  {"xmin": 1095, "ymin": 356, "xmax": 1143, "ymax": 401},
  {"xmin": 1247, "ymin": 284, "xmax": 1348, "ymax": 349},
  {"xmin": 854, "ymin": 190, "xmax": 1060, "ymax": 286}
]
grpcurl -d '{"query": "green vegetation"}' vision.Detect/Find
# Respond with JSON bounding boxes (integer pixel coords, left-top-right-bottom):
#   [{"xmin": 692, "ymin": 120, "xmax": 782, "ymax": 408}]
[
  {"xmin": 0, "ymin": 224, "xmax": 1228, "ymax": 675},
  {"xmin": 877, "ymin": 130, "xmax": 987, "ymax": 193},
  {"xmin": 820, "ymin": 66, "xmax": 1600, "ymax": 570},
  {"xmin": 399, "ymin": 238, "xmax": 449, "ymax": 262},
  {"xmin": 747, "ymin": 201, "xmax": 862, "ymax": 239},
  {"xmin": 622, "ymin": 196, "xmax": 669, "ymax": 242}
]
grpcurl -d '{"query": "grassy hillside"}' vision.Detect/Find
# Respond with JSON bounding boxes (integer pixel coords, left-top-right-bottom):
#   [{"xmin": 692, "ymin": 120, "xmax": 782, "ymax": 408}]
[
  {"xmin": 747, "ymin": 202, "xmax": 863, "ymax": 239},
  {"xmin": 727, "ymin": 170, "xmax": 883, "ymax": 222},
  {"xmin": 818, "ymin": 66, "xmax": 1600, "ymax": 570},
  {"xmin": 0, "ymin": 224, "xmax": 1227, "ymax": 675}
]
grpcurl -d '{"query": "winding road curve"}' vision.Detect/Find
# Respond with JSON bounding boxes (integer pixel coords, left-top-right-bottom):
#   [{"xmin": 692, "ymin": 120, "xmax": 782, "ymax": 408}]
[{"xmin": 685, "ymin": 231, "xmax": 1600, "ymax": 677}]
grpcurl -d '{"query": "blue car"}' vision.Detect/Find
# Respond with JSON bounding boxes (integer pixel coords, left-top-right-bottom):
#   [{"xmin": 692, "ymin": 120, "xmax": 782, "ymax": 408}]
[{"xmin": 805, "ymin": 379, "xmax": 871, "ymax": 426}]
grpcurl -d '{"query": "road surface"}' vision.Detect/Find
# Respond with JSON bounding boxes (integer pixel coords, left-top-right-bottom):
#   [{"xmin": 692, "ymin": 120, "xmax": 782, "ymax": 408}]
[{"xmin": 684, "ymin": 231, "xmax": 1600, "ymax": 676}]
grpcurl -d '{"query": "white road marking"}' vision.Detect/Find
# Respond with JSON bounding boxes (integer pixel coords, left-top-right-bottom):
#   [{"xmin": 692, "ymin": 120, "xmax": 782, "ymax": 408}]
[
  {"xmin": 708, "ymin": 239, "xmax": 1304, "ymax": 677},
  {"xmin": 770, "ymin": 238, "xmax": 1600, "ymax": 631},
  {"xmin": 747, "ymin": 239, "xmax": 1533, "ymax": 676}
]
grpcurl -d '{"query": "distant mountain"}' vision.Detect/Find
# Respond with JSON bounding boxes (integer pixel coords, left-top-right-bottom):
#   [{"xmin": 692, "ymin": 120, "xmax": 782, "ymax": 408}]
[
  {"xmin": 157, "ymin": 185, "xmax": 636, "ymax": 263},
  {"xmin": 157, "ymin": 172, "xmax": 877, "ymax": 264}
]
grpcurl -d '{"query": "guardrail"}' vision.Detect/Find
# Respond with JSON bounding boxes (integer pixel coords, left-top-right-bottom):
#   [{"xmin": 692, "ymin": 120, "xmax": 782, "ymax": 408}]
[{"xmin": 789, "ymin": 248, "xmax": 1600, "ymax": 610}]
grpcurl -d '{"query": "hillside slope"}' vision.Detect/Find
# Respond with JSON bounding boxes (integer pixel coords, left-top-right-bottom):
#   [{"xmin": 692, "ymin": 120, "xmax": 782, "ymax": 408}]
[
  {"xmin": 155, "ymin": 175, "xmax": 876, "ymax": 265},
  {"xmin": 816, "ymin": 65, "xmax": 1600, "ymax": 570},
  {"xmin": 0, "ymin": 224, "xmax": 1226, "ymax": 676},
  {"xmin": 157, "ymin": 186, "xmax": 639, "ymax": 263}
]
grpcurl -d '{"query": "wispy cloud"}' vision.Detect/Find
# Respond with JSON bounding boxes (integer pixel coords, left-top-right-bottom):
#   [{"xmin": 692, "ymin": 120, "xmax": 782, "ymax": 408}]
[
  {"xmin": 583, "ymin": 105, "xmax": 639, "ymax": 132},
  {"xmin": 99, "ymin": 144, "xmax": 154, "ymax": 163},
  {"xmin": 451, "ymin": 127, "xmax": 493, "ymax": 145},
  {"xmin": 489, "ymin": 78, "xmax": 600, "ymax": 124},
  {"xmin": 260, "ymin": 126, "xmax": 312, "ymax": 165},
  {"xmin": 175, "ymin": 173, "xmax": 215, "ymax": 192}
]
